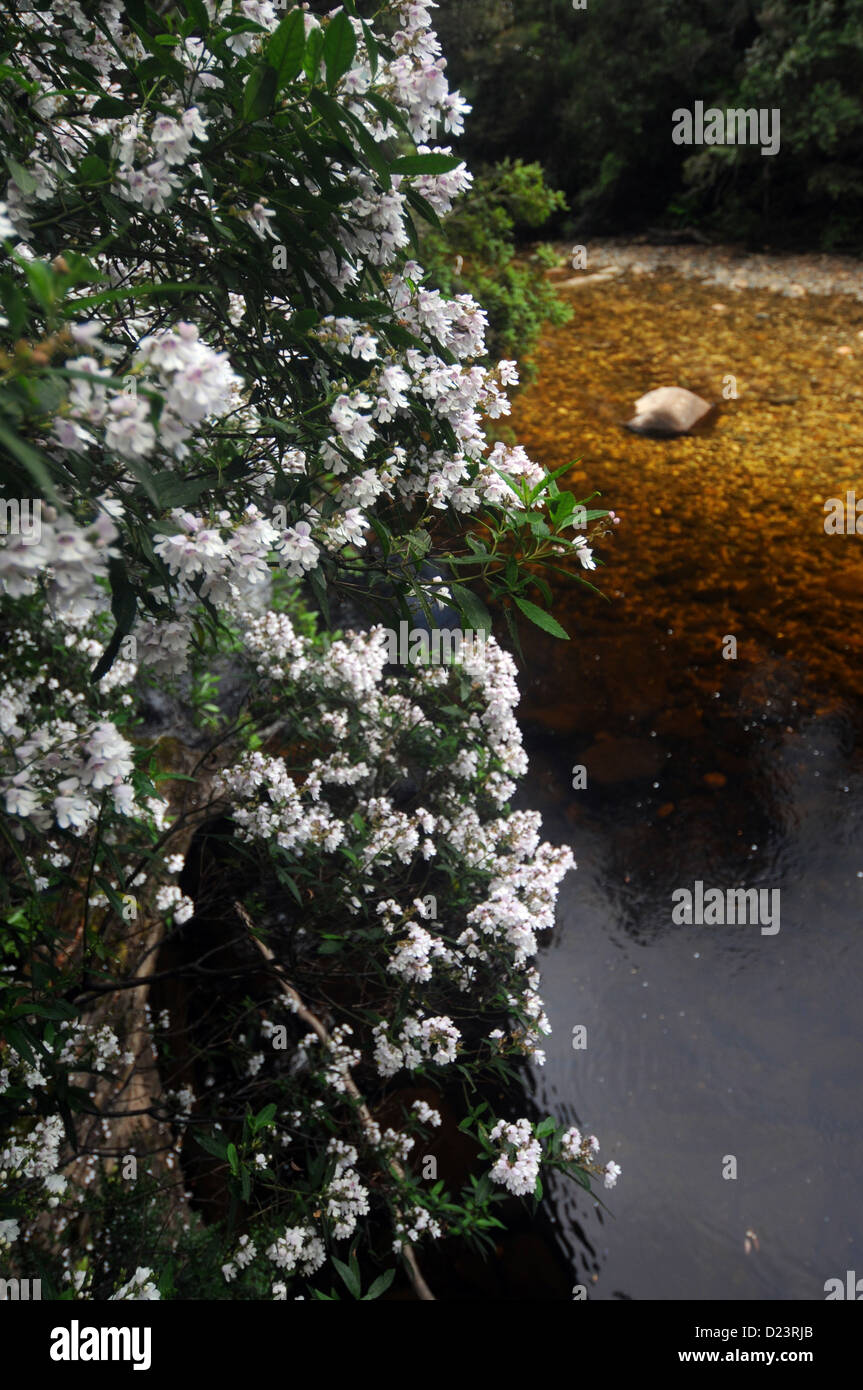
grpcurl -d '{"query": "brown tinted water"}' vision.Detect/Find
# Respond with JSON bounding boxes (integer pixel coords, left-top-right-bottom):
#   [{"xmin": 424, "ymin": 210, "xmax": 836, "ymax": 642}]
[{"xmin": 508, "ymin": 263, "xmax": 863, "ymax": 1299}]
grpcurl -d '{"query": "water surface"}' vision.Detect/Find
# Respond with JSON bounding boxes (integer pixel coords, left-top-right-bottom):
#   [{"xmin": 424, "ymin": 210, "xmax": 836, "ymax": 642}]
[{"xmin": 510, "ymin": 259, "xmax": 863, "ymax": 1299}]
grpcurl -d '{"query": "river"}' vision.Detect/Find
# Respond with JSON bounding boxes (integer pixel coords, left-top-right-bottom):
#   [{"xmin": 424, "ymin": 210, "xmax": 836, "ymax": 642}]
[{"xmin": 510, "ymin": 245, "xmax": 863, "ymax": 1300}]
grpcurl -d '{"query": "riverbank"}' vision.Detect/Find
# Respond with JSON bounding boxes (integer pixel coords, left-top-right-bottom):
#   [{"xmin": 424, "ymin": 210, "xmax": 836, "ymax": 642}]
[{"xmin": 550, "ymin": 239, "xmax": 863, "ymax": 300}]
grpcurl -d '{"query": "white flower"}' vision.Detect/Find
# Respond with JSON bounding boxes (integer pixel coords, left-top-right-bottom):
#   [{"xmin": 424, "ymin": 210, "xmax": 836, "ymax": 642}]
[
  {"xmin": 0, "ymin": 1219, "xmax": 20, "ymax": 1246},
  {"xmin": 603, "ymin": 1161, "xmax": 621, "ymax": 1190},
  {"xmin": 0, "ymin": 201, "xmax": 19, "ymax": 240},
  {"xmin": 105, "ymin": 394, "xmax": 157, "ymax": 459},
  {"xmin": 274, "ymin": 522, "xmax": 319, "ymax": 578},
  {"xmin": 572, "ymin": 536, "xmax": 596, "ymax": 570},
  {"xmin": 411, "ymin": 1099, "xmax": 441, "ymax": 1127},
  {"xmin": 109, "ymin": 1267, "xmax": 161, "ymax": 1300},
  {"xmin": 560, "ymin": 1127, "xmax": 582, "ymax": 1162}
]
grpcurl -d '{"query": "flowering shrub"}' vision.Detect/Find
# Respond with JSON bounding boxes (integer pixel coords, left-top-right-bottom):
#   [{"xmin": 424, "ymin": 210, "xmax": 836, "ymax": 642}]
[
  {"xmin": 419, "ymin": 157, "xmax": 573, "ymax": 372},
  {"xmin": 0, "ymin": 0, "xmax": 618, "ymax": 1300}
]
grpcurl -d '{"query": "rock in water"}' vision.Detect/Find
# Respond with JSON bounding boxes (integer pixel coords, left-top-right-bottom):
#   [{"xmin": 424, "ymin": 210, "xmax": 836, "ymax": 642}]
[{"xmin": 625, "ymin": 386, "xmax": 713, "ymax": 436}]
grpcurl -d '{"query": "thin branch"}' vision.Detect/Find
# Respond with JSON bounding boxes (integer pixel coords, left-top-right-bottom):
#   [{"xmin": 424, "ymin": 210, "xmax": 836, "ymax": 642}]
[{"xmin": 234, "ymin": 901, "xmax": 436, "ymax": 1302}]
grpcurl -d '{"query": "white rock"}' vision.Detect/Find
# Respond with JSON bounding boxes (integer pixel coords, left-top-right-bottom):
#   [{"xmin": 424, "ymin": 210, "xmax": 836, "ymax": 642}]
[{"xmin": 625, "ymin": 386, "xmax": 713, "ymax": 436}]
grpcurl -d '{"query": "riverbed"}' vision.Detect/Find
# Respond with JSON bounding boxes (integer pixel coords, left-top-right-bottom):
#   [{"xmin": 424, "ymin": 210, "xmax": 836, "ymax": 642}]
[{"xmin": 510, "ymin": 243, "xmax": 863, "ymax": 1300}]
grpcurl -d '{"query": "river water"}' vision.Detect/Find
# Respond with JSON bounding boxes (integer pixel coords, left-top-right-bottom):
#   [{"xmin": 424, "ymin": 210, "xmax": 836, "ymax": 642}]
[{"xmin": 509, "ymin": 252, "xmax": 863, "ymax": 1300}]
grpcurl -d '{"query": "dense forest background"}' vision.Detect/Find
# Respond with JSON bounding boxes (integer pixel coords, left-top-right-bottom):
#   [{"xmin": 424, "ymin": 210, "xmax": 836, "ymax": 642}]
[{"xmin": 431, "ymin": 0, "xmax": 863, "ymax": 249}]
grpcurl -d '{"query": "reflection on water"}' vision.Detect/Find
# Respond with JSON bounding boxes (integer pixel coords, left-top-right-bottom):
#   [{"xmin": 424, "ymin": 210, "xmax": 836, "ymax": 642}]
[{"xmin": 509, "ymin": 263, "xmax": 863, "ymax": 1299}]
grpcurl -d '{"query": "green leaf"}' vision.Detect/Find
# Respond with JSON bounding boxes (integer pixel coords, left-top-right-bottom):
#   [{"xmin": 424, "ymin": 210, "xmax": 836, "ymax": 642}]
[
  {"xmin": 243, "ymin": 64, "xmax": 278, "ymax": 122},
  {"xmin": 289, "ymin": 308, "xmax": 320, "ymax": 334},
  {"xmin": 118, "ymin": 451, "xmax": 161, "ymax": 508},
  {"xmin": 512, "ymin": 596, "xmax": 569, "ymax": 640},
  {"xmin": 277, "ymin": 872, "xmax": 303, "ymax": 907},
  {"xmin": 253, "ymin": 1103, "xmax": 277, "ymax": 1131},
  {"xmin": 78, "ymin": 154, "xmax": 110, "ymax": 184},
  {"xmin": 465, "ymin": 534, "xmax": 492, "ymax": 560},
  {"xmin": 404, "ymin": 186, "xmax": 443, "ymax": 230},
  {"xmin": 268, "ymin": 9, "xmax": 305, "ymax": 89},
  {"xmin": 182, "ymin": 0, "xmax": 209, "ymax": 28},
  {"xmin": 528, "ymin": 458, "xmax": 582, "ymax": 503},
  {"xmin": 3, "ymin": 1024, "xmax": 36, "ymax": 1064},
  {"xmin": 0, "ymin": 276, "xmax": 26, "ymax": 335},
  {"xmin": 551, "ymin": 493, "xmax": 576, "ymax": 526},
  {"xmin": 391, "ymin": 153, "xmax": 463, "ymax": 176},
  {"xmin": 572, "ymin": 1165, "xmax": 592, "ymax": 1191},
  {"xmin": 148, "ymin": 472, "xmax": 212, "ymax": 509},
  {"xmin": 338, "ymin": 108, "xmax": 391, "ymax": 189},
  {"xmin": 324, "ymin": 11, "xmax": 357, "ymax": 90},
  {"xmin": 447, "ymin": 582, "xmax": 493, "ymax": 637},
  {"xmin": 303, "ymin": 25, "xmax": 324, "ymax": 82},
  {"xmin": 89, "ymin": 96, "xmax": 132, "ymax": 118},
  {"xmin": 0, "ymin": 421, "xmax": 59, "ymax": 504},
  {"xmin": 365, "ymin": 90, "xmax": 411, "ymax": 138},
  {"xmin": 307, "ymin": 88, "xmax": 355, "ymax": 154},
  {"xmin": 473, "ymin": 1172, "xmax": 492, "ymax": 1204},
  {"xmin": 362, "ymin": 1268, "xmax": 396, "ymax": 1300},
  {"xmin": 366, "ymin": 515, "xmax": 391, "ymax": 557},
  {"xmin": 226, "ymin": 1142, "xmax": 239, "ymax": 1175},
  {"xmin": 25, "ymin": 259, "xmax": 55, "ymax": 312},
  {"xmin": 360, "ymin": 21, "xmax": 378, "ymax": 78},
  {"xmin": 332, "ymin": 1256, "xmax": 361, "ymax": 1299},
  {"xmin": 107, "ymin": 555, "xmax": 137, "ymax": 650},
  {"xmin": 5, "ymin": 157, "xmax": 37, "ymax": 196},
  {"xmin": 196, "ymin": 1134, "xmax": 229, "ymax": 1161},
  {"xmin": 532, "ymin": 574, "xmax": 552, "ymax": 605},
  {"xmin": 24, "ymin": 1001, "xmax": 77, "ymax": 1022}
]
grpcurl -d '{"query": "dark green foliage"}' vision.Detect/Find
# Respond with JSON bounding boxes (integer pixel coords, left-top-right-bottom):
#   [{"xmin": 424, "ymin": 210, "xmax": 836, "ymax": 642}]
[
  {"xmin": 435, "ymin": 0, "xmax": 863, "ymax": 250},
  {"xmin": 420, "ymin": 159, "xmax": 572, "ymax": 372}
]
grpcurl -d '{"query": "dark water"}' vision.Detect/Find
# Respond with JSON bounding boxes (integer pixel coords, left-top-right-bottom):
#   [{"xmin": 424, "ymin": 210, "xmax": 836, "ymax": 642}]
[
  {"xmin": 511, "ymin": 271, "xmax": 863, "ymax": 1300},
  {"xmin": 523, "ymin": 672, "xmax": 863, "ymax": 1300}
]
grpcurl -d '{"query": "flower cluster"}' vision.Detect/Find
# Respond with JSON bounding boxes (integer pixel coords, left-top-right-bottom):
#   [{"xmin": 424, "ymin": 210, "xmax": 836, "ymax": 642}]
[
  {"xmin": 0, "ymin": 507, "xmax": 117, "ymax": 627},
  {"xmin": 488, "ymin": 1118, "xmax": 542, "ymax": 1198},
  {"xmin": 1, "ymin": 688, "xmax": 141, "ymax": 835},
  {"xmin": 0, "ymin": 0, "xmax": 616, "ymax": 1303},
  {"xmin": 266, "ymin": 1226, "xmax": 326, "ymax": 1277},
  {"xmin": 559, "ymin": 1127, "xmax": 621, "ymax": 1189},
  {"xmin": 108, "ymin": 1268, "xmax": 162, "ymax": 1301},
  {"xmin": 0, "ymin": 0, "xmax": 595, "ymax": 678}
]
